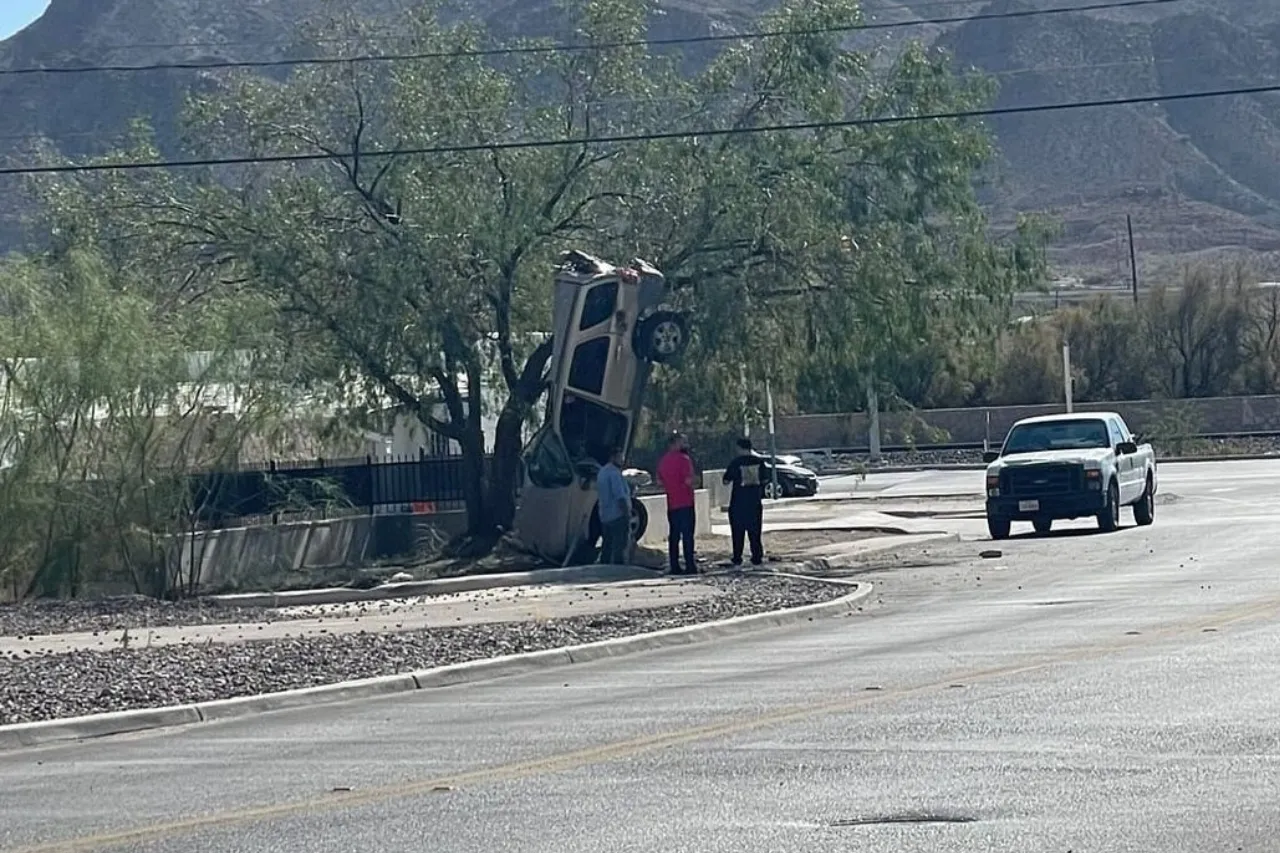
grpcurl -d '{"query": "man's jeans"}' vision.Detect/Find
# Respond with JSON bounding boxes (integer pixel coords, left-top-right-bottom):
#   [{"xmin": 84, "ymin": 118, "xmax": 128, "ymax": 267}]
[
  {"xmin": 599, "ymin": 516, "xmax": 630, "ymax": 565},
  {"xmin": 667, "ymin": 506, "xmax": 696, "ymax": 574}
]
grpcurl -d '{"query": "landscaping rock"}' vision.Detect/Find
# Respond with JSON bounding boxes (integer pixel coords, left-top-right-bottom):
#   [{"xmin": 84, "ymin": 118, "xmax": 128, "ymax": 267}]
[{"xmin": 0, "ymin": 573, "xmax": 849, "ymax": 725}]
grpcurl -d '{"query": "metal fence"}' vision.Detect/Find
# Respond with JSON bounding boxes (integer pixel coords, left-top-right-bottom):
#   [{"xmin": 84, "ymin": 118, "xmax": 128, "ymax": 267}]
[{"xmin": 191, "ymin": 451, "xmax": 475, "ymax": 527}]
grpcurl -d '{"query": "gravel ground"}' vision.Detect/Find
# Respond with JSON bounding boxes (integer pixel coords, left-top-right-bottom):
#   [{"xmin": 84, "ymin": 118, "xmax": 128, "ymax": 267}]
[
  {"xmin": 815, "ymin": 436, "xmax": 1280, "ymax": 471},
  {"xmin": 0, "ymin": 573, "xmax": 851, "ymax": 725},
  {"xmin": 0, "ymin": 597, "xmax": 303, "ymax": 638}
]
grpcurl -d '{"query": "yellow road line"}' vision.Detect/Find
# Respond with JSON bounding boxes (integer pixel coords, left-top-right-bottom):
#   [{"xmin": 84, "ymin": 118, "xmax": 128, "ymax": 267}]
[{"xmin": 10, "ymin": 593, "xmax": 1280, "ymax": 853}]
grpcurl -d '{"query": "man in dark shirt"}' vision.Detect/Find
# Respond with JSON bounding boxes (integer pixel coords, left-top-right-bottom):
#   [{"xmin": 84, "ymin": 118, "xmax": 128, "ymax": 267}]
[{"xmin": 722, "ymin": 437, "xmax": 767, "ymax": 567}]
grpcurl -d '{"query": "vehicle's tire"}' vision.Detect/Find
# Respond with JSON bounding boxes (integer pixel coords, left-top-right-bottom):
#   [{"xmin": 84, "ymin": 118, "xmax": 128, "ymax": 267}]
[
  {"xmin": 635, "ymin": 311, "xmax": 688, "ymax": 363},
  {"xmin": 629, "ymin": 497, "xmax": 649, "ymax": 541},
  {"xmin": 988, "ymin": 516, "xmax": 1011, "ymax": 540},
  {"xmin": 1033, "ymin": 517, "xmax": 1053, "ymax": 535},
  {"xmin": 1097, "ymin": 480, "xmax": 1121, "ymax": 532},
  {"xmin": 764, "ymin": 479, "xmax": 787, "ymax": 499},
  {"xmin": 1133, "ymin": 475, "xmax": 1155, "ymax": 526}
]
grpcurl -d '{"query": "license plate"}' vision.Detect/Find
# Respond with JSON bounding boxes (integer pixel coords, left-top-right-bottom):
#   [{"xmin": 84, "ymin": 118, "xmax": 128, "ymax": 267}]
[{"xmin": 1018, "ymin": 500, "xmax": 1040, "ymax": 512}]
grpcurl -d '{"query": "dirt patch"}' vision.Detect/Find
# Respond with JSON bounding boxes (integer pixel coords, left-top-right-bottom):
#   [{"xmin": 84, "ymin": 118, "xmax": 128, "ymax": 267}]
[{"xmin": 694, "ymin": 529, "xmax": 883, "ymax": 563}]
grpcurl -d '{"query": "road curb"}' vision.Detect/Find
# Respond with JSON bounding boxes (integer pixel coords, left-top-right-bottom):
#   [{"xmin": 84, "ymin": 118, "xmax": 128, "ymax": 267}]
[
  {"xmin": 207, "ymin": 564, "xmax": 664, "ymax": 609},
  {"xmin": 0, "ymin": 578, "xmax": 872, "ymax": 752}
]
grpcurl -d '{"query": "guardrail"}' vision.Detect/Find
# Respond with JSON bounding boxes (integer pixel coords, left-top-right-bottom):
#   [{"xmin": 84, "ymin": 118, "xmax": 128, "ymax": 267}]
[{"xmin": 754, "ymin": 395, "xmax": 1280, "ymax": 453}]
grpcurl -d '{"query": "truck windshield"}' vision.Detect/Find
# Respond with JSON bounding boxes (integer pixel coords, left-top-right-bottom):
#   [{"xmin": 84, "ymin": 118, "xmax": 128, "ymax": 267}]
[{"xmin": 1003, "ymin": 419, "xmax": 1110, "ymax": 454}]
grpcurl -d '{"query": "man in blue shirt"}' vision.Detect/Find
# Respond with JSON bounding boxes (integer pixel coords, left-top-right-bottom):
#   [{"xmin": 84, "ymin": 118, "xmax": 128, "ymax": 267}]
[{"xmin": 596, "ymin": 446, "xmax": 632, "ymax": 565}]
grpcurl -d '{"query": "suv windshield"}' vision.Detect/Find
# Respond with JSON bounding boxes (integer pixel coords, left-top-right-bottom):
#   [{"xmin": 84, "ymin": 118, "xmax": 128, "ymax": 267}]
[{"xmin": 1003, "ymin": 419, "xmax": 1110, "ymax": 454}]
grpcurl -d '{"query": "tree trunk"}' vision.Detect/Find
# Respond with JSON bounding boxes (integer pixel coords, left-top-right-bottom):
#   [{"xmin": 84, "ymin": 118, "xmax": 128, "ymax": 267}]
[
  {"xmin": 485, "ymin": 337, "xmax": 555, "ymax": 533},
  {"xmin": 486, "ymin": 403, "xmax": 526, "ymax": 532},
  {"xmin": 458, "ymin": 428, "xmax": 492, "ymax": 540},
  {"xmin": 454, "ymin": 338, "xmax": 553, "ymax": 544}
]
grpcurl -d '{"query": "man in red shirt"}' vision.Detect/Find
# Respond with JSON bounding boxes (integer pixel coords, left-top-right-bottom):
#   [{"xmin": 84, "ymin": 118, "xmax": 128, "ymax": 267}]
[{"xmin": 656, "ymin": 431, "xmax": 698, "ymax": 575}]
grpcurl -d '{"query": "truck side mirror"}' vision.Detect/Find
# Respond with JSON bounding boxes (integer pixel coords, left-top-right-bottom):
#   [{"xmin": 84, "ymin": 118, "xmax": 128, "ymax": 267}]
[
  {"xmin": 982, "ymin": 450, "xmax": 1000, "ymax": 463},
  {"xmin": 1116, "ymin": 441, "xmax": 1137, "ymax": 455}
]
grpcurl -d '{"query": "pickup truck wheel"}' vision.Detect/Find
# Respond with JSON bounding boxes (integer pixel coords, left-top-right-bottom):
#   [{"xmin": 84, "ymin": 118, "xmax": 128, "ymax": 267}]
[
  {"xmin": 988, "ymin": 516, "xmax": 1011, "ymax": 540},
  {"xmin": 1097, "ymin": 481, "xmax": 1120, "ymax": 533},
  {"xmin": 1033, "ymin": 517, "xmax": 1053, "ymax": 535},
  {"xmin": 1133, "ymin": 476, "xmax": 1155, "ymax": 526}
]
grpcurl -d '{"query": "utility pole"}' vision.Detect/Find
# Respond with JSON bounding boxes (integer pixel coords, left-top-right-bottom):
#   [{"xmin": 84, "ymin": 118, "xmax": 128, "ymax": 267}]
[
  {"xmin": 766, "ymin": 378, "xmax": 779, "ymax": 500},
  {"xmin": 866, "ymin": 373, "xmax": 881, "ymax": 462},
  {"xmin": 1063, "ymin": 341, "xmax": 1074, "ymax": 413},
  {"xmin": 739, "ymin": 363, "xmax": 749, "ymax": 438},
  {"xmin": 1127, "ymin": 214, "xmax": 1139, "ymax": 305}
]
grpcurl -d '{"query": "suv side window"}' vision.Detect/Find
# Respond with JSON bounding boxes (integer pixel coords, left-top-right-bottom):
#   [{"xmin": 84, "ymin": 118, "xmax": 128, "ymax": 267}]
[
  {"xmin": 567, "ymin": 337, "xmax": 610, "ymax": 396},
  {"xmin": 579, "ymin": 281, "xmax": 618, "ymax": 331}
]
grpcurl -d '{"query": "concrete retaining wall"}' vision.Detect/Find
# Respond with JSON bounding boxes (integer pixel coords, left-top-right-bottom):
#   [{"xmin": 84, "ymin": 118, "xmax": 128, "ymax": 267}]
[
  {"xmin": 179, "ymin": 510, "xmax": 469, "ymax": 592},
  {"xmin": 183, "ymin": 490, "xmax": 712, "ymax": 593},
  {"xmin": 761, "ymin": 394, "xmax": 1280, "ymax": 452}
]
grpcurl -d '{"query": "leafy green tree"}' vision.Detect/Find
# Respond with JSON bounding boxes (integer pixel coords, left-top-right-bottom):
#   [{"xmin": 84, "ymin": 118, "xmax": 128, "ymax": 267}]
[
  {"xmin": 173, "ymin": 0, "xmax": 1006, "ymax": 537},
  {"xmin": 631, "ymin": 14, "xmax": 1052, "ymax": 431},
  {"xmin": 165, "ymin": 0, "xmax": 698, "ymax": 543}
]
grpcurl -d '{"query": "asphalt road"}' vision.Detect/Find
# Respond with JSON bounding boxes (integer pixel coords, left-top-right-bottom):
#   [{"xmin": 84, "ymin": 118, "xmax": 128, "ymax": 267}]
[{"xmin": 3, "ymin": 459, "xmax": 1280, "ymax": 852}]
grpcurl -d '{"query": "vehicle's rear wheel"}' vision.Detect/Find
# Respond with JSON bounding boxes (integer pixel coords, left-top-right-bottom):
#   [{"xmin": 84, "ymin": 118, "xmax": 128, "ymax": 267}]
[
  {"xmin": 1097, "ymin": 480, "xmax": 1120, "ymax": 532},
  {"xmin": 629, "ymin": 497, "xmax": 649, "ymax": 541},
  {"xmin": 1133, "ymin": 475, "xmax": 1155, "ymax": 526},
  {"xmin": 764, "ymin": 480, "xmax": 786, "ymax": 499},
  {"xmin": 1033, "ymin": 517, "xmax": 1053, "ymax": 535},
  {"xmin": 988, "ymin": 516, "xmax": 1011, "ymax": 540},
  {"xmin": 635, "ymin": 311, "xmax": 688, "ymax": 363}
]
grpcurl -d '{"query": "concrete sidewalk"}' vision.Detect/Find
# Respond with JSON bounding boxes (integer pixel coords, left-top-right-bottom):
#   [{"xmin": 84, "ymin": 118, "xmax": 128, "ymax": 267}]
[
  {"xmin": 0, "ymin": 580, "xmax": 718, "ymax": 658},
  {"xmin": 705, "ymin": 495, "xmax": 987, "ymax": 562}
]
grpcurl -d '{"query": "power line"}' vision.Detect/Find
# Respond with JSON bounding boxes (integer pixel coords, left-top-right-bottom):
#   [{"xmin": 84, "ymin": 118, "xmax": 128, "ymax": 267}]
[
  {"xmin": 1, "ymin": 80, "xmax": 1272, "ymax": 178},
  {"xmin": 0, "ymin": 0, "xmax": 1183, "ymax": 78},
  {"xmin": 0, "ymin": 55, "xmax": 1205, "ymax": 146}
]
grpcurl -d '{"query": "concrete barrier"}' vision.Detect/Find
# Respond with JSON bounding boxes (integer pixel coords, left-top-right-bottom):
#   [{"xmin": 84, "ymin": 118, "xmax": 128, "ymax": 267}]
[
  {"xmin": 181, "ymin": 489, "xmax": 715, "ymax": 595},
  {"xmin": 702, "ymin": 470, "xmax": 733, "ymax": 510},
  {"xmin": 758, "ymin": 394, "xmax": 1280, "ymax": 452},
  {"xmin": 637, "ymin": 489, "xmax": 712, "ymax": 547}
]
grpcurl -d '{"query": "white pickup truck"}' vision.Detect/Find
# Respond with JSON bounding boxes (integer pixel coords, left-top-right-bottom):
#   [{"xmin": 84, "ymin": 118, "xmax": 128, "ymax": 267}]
[{"xmin": 982, "ymin": 412, "xmax": 1157, "ymax": 540}]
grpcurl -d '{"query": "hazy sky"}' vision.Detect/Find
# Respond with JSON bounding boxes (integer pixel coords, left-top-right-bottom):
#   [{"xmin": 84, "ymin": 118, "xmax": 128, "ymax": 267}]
[{"xmin": 0, "ymin": 0, "xmax": 49, "ymax": 40}]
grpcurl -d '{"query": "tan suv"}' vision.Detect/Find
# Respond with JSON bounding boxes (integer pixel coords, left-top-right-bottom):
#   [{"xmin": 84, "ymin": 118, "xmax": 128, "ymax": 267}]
[{"xmin": 514, "ymin": 250, "xmax": 688, "ymax": 564}]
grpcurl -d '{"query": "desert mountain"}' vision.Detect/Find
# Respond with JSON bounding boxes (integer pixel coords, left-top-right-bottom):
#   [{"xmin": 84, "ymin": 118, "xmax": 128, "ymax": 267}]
[{"xmin": 3, "ymin": 0, "xmax": 1279, "ymax": 278}]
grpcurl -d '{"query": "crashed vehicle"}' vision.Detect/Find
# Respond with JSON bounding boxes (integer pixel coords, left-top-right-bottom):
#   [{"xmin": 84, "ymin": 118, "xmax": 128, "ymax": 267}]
[{"xmin": 513, "ymin": 250, "xmax": 689, "ymax": 564}]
